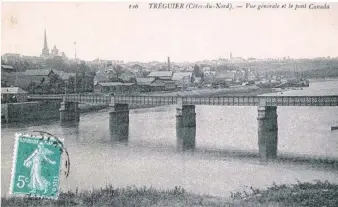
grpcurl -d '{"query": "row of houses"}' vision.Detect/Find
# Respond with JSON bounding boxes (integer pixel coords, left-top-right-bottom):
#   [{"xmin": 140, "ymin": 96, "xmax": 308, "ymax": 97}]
[
  {"xmin": 203, "ymin": 68, "xmax": 258, "ymax": 82},
  {"xmin": 93, "ymin": 68, "xmax": 260, "ymax": 95},
  {"xmin": 1, "ymin": 65, "xmax": 76, "ymax": 93},
  {"xmin": 94, "ymin": 70, "xmax": 193, "ymax": 95}
]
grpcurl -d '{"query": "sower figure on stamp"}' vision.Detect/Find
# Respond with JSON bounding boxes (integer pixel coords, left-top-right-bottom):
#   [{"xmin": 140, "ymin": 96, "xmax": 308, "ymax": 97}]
[{"xmin": 23, "ymin": 142, "xmax": 56, "ymax": 194}]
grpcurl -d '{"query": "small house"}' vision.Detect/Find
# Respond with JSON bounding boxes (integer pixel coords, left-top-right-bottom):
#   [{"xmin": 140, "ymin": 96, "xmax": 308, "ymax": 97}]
[
  {"xmin": 1, "ymin": 65, "xmax": 15, "ymax": 73},
  {"xmin": 145, "ymin": 71, "xmax": 176, "ymax": 91},
  {"xmin": 1, "ymin": 87, "xmax": 28, "ymax": 103},
  {"xmin": 172, "ymin": 72, "xmax": 193, "ymax": 88},
  {"xmin": 161, "ymin": 80, "xmax": 176, "ymax": 91},
  {"xmin": 147, "ymin": 71, "xmax": 173, "ymax": 80},
  {"xmin": 23, "ymin": 69, "xmax": 56, "ymax": 83},
  {"xmin": 54, "ymin": 71, "xmax": 76, "ymax": 81},
  {"xmin": 119, "ymin": 69, "xmax": 136, "ymax": 83},
  {"xmin": 136, "ymin": 77, "xmax": 157, "ymax": 92},
  {"xmin": 94, "ymin": 82, "xmax": 138, "ymax": 95}
]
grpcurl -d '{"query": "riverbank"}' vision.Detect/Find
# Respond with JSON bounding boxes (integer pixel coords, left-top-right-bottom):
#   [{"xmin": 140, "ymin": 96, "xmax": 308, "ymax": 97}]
[
  {"xmin": 2, "ymin": 181, "xmax": 337, "ymax": 206},
  {"xmin": 309, "ymin": 77, "xmax": 338, "ymax": 83},
  {"xmin": 141, "ymin": 85, "xmax": 275, "ymax": 97},
  {"xmin": 231, "ymin": 180, "xmax": 338, "ymax": 206}
]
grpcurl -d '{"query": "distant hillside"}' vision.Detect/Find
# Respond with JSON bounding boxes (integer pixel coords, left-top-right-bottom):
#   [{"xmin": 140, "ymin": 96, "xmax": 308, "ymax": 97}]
[{"xmin": 295, "ymin": 67, "xmax": 338, "ymax": 78}]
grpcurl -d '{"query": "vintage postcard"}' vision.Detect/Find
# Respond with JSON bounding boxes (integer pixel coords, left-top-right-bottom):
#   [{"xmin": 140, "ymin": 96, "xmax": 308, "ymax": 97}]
[{"xmin": 1, "ymin": 1, "xmax": 338, "ymax": 206}]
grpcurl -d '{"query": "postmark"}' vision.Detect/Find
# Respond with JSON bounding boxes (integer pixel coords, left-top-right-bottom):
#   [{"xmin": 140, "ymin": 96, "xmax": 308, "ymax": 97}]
[{"xmin": 10, "ymin": 133, "xmax": 64, "ymax": 199}]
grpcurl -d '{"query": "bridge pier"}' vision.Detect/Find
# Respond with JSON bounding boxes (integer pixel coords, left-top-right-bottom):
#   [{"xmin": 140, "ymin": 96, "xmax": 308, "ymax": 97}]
[
  {"xmin": 109, "ymin": 104, "xmax": 129, "ymax": 141},
  {"xmin": 59, "ymin": 101, "xmax": 80, "ymax": 124},
  {"xmin": 257, "ymin": 106, "xmax": 278, "ymax": 159},
  {"xmin": 176, "ymin": 105, "xmax": 196, "ymax": 151}
]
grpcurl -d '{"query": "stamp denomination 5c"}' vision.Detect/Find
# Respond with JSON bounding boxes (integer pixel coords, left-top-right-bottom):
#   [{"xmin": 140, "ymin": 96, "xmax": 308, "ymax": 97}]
[{"xmin": 10, "ymin": 133, "xmax": 63, "ymax": 199}]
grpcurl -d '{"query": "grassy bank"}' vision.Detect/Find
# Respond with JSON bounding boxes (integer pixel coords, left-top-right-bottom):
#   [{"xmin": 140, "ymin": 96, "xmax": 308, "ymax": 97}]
[
  {"xmin": 2, "ymin": 181, "xmax": 337, "ymax": 206},
  {"xmin": 1, "ymin": 186, "xmax": 231, "ymax": 207},
  {"xmin": 231, "ymin": 180, "xmax": 338, "ymax": 207}
]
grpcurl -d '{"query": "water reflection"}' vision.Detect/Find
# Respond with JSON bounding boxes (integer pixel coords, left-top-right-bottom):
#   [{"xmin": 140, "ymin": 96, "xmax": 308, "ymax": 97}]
[
  {"xmin": 109, "ymin": 110, "xmax": 129, "ymax": 142},
  {"xmin": 60, "ymin": 121, "xmax": 80, "ymax": 141},
  {"xmin": 176, "ymin": 126, "xmax": 196, "ymax": 151},
  {"xmin": 60, "ymin": 120, "xmax": 79, "ymax": 128},
  {"xmin": 2, "ymin": 118, "xmax": 58, "ymax": 129}
]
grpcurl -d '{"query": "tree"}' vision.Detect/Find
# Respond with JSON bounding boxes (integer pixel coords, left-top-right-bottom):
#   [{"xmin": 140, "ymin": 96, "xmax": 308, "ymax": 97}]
[
  {"xmin": 1, "ymin": 80, "xmax": 8, "ymax": 87},
  {"xmin": 141, "ymin": 70, "xmax": 150, "ymax": 77},
  {"xmin": 193, "ymin": 64, "xmax": 202, "ymax": 77},
  {"xmin": 201, "ymin": 72, "xmax": 205, "ymax": 82},
  {"xmin": 68, "ymin": 77, "xmax": 75, "ymax": 93},
  {"xmin": 191, "ymin": 75, "xmax": 195, "ymax": 83},
  {"xmin": 114, "ymin": 65, "xmax": 125, "ymax": 81},
  {"xmin": 28, "ymin": 82, "xmax": 37, "ymax": 94},
  {"xmin": 41, "ymin": 82, "xmax": 50, "ymax": 94},
  {"xmin": 49, "ymin": 73, "xmax": 63, "ymax": 94}
]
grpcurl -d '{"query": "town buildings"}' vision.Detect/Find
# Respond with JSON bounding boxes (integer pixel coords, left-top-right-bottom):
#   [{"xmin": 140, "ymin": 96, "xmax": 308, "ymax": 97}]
[
  {"xmin": 94, "ymin": 82, "xmax": 138, "ymax": 95},
  {"xmin": 1, "ymin": 29, "xmax": 274, "ymax": 95},
  {"xmin": 172, "ymin": 72, "xmax": 193, "ymax": 88},
  {"xmin": 146, "ymin": 71, "xmax": 176, "ymax": 90}
]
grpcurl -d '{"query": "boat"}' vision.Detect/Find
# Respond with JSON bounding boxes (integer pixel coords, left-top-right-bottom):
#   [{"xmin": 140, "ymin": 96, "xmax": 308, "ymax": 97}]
[
  {"xmin": 331, "ymin": 126, "xmax": 338, "ymax": 131},
  {"xmin": 275, "ymin": 78, "xmax": 309, "ymax": 88}
]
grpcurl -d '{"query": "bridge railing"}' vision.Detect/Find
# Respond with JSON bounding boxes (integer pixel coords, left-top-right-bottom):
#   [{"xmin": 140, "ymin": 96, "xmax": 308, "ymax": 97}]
[
  {"xmin": 30, "ymin": 94, "xmax": 338, "ymax": 107},
  {"xmin": 112, "ymin": 96, "xmax": 177, "ymax": 105},
  {"xmin": 64, "ymin": 94, "xmax": 179, "ymax": 105},
  {"xmin": 65, "ymin": 94, "xmax": 111, "ymax": 104},
  {"xmin": 261, "ymin": 96, "xmax": 338, "ymax": 106},
  {"xmin": 181, "ymin": 96, "xmax": 260, "ymax": 106},
  {"xmin": 27, "ymin": 95, "xmax": 63, "ymax": 100},
  {"xmin": 181, "ymin": 96, "xmax": 338, "ymax": 106}
]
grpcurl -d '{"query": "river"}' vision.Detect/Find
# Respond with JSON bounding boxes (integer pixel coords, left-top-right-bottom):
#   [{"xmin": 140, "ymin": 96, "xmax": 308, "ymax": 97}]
[{"xmin": 1, "ymin": 79, "xmax": 338, "ymax": 197}]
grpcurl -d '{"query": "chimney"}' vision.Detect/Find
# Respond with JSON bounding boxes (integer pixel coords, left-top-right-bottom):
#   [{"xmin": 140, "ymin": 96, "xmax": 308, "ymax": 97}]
[{"xmin": 167, "ymin": 57, "xmax": 171, "ymax": 71}]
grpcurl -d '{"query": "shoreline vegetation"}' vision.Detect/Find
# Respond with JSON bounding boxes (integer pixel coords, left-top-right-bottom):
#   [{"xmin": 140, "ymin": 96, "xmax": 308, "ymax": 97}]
[{"xmin": 2, "ymin": 181, "xmax": 337, "ymax": 206}]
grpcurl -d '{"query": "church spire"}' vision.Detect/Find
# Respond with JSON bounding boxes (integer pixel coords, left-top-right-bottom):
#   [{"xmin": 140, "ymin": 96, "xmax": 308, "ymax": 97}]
[
  {"xmin": 41, "ymin": 29, "xmax": 50, "ymax": 58},
  {"xmin": 44, "ymin": 29, "xmax": 48, "ymax": 49}
]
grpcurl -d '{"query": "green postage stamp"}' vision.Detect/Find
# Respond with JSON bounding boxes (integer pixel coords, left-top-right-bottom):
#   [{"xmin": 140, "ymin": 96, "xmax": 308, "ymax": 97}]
[{"xmin": 10, "ymin": 133, "xmax": 64, "ymax": 199}]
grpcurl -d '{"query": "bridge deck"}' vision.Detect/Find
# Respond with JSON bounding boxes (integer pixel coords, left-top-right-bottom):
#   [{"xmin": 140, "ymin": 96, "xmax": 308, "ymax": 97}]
[{"xmin": 28, "ymin": 94, "xmax": 338, "ymax": 106}]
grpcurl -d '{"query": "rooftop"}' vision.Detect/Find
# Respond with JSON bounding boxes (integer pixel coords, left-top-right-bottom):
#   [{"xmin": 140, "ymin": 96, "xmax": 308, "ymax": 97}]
[
  {"xmin": 54, "ymin": 71, "xmax": 75, "ymax": 80},
  {"xmin": 136, "ymin": 77, "xmax": 155, "ymax": 85},
  {"xmin": 96, "ymin": 82, "xmax": 135, "ymax": 87},
  {"xmin": 172, "ymin": 72, "xmax": 193, "ymax": 81},
  {"xmin": 94, "ymin": 72, "xmax": 110, "ymax": 82},
  {"xmin": 148, "ymin": 71, "xmax": 173, "ymax": 77},
  {"xmin": 150, "ymin": 79, "xmax": 165, "ymax": 87},
  {"xmin": 1, "ymin": 65, "xmax": 15, "ymax": 70},
  {"xmin": 1, "ymin": 87, "xmax": 28, "ymax": 94},
  {"xmin": 24, "ymin": 69, "xmax": 54, "ymax": 76}
]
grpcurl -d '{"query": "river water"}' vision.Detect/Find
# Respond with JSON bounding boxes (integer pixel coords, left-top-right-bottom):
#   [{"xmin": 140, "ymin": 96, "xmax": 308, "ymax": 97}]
[{"xmin": 1, "ymin": 80, "xmax": 338, "ymax": 197}]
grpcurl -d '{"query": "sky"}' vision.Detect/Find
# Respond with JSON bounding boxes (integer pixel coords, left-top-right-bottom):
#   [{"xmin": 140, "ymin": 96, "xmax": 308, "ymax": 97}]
[{"xmin": 1, "ymin": 2, "xmax": 338, "ymax": 62}]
